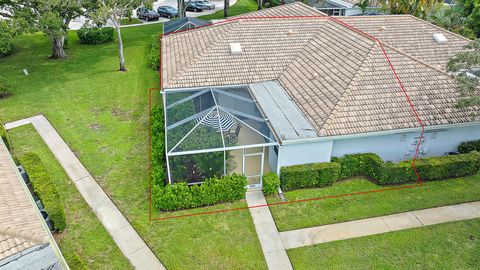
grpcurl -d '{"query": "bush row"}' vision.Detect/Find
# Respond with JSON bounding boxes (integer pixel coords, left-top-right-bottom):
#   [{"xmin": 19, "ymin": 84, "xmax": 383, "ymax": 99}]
[
  {"xmin": 148, "ymin": 34, "xmax": 160, "ymax": 70},
  {"xmin": 0, "ymin": 76, "xmax": 12, "ymax": 99},
  {"xmin": 280, "ymin": 152, "xmax": 480, "ymax": 190},
  {"xmin": 152, "ymin": 174, "xmax": 247, "ymax": 211},
  {"xmin": 77, "ymin": 27, "xmax": 114, "ymax": 45},
  {"xmin": 0, "ymin": 20, "xmax": 15, "ymax": 57},
  {"xmin": 151, "ymin": 105, "xmax": 166, "ymax": 187},
  {"xmin": 263, "ymin": 172, "xmax": 280, "ymax": 195},
  {"xmin": 0, "ymin": 118, "xmax": 10, "ymax": 150},
  {"xmin": 18, "ymin": 153, "xmax": 66, "ymax": 231},
  {"xmin": 458, "ymin": 140, "xmax": 480, "ymax": 154},
  {"xmin": 280, "ymin": 162, "xmax": 340, "ymax": 191}
]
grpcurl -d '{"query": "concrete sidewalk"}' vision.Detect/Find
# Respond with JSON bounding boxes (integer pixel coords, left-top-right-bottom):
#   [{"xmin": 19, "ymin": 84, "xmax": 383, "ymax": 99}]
[
  {"xmin": 5, "ymin": 115, "xmax": 165, "ymax": 270},
  {"xmin": 280, "ymin": 201, "xmax": 480, "ymax": 249},
  {"xmin": 246, "ymin": 189, "xmax": 293, "ymax": 270}
]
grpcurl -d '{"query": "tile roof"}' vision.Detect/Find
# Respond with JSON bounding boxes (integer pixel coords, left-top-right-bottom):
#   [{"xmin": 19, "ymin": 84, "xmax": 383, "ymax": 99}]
[
  {"xmin": 0, "ymin": 140, "xmax": 49, "ymax": 260},
  {"xmin": 161, "ymin": 3, "xmax": 479, "ymax": 137}
]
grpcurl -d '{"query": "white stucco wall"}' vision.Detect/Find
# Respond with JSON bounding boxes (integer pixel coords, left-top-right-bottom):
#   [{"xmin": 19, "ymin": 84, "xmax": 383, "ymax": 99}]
[
  {"xmin": 278, "ymin": 140, "xmax": 333, "ymax": 167},
  {"xmin": 331, "ymin": 124, "xmax": 480, "ymax": 161}
]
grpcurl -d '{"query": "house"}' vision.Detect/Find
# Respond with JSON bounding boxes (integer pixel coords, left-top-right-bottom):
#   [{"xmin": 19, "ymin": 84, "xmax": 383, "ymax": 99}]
[
  {"xmin": 0, "ymin": 139, "xmax": 68, "ymax": 270},
  {"xmin": 160, "ymin": 2, "xmax": 480, "ymax": 187}
]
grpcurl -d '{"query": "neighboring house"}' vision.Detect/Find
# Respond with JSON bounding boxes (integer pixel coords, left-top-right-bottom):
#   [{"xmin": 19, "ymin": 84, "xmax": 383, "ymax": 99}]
[
  {"xmin": 296, "ymin": 0, "xmax": 380, "ymax": 16},
  {"xmin": 0, "ymin": 139, "xmax": 68, "ymax": 270},
  {"xmin": 160, "ymin": 2, "xmax": 479, "ymax": 187}
]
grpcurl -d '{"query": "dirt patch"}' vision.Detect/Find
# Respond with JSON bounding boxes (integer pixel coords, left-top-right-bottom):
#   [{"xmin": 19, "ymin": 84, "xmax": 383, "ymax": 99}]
[
  {"xmin": 90, "ymin": 123, "xmax": 101, "ymax": 131},
  {"xmin": 111, "ymin": 107, "xmax": 133, "ymax": 121}
]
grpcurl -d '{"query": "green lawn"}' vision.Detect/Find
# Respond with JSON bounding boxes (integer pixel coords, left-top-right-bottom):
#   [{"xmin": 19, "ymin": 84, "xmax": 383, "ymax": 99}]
[
  {"xmin": 0, "ymin": 25, "xmax": 266, "ymax": 269},
  {"xmin": 120, "ymin": 18, "xmax": 143, "ymax": 25},
  {"xmin": 9, "ymin": 125, "xmax": 133, "ymax": 270},
  {"xmin": 199, "ymin": 0, "xmax": 258, "ymax": 20},
  {"xmin": 267, "ymin": 174, "xmax": 480, "ymax": 231},
  {"xmin": 288, "ymin": 218, "xmax": 480, "ymax": 269}
]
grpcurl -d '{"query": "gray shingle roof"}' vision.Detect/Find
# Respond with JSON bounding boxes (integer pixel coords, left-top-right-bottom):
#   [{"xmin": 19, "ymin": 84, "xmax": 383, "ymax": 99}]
[{"xmin": 161, "ymin": 3, "xmax": 479, "ymax": 137}]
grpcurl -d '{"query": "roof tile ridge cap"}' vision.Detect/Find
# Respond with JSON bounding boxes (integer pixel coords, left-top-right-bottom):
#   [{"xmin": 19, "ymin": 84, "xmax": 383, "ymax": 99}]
[
  {"xmin": 276, "ymin": 19, "xmax": 329, "ymax": 81},
  {"xmin": 380, "ymin": 41, "xmax": 452, "ymax": 76},
  {"xmin": 165, "ymin": 21, "xmax": 242, "ymax": 87},
  {"xmin": 319, "ymin": 41, "xmax": 378, "ymax": 135},
  {"xmin": 407, "ymin": 14, "xmax": 472, "ymax": 42},
  {"xmin": 0, "ymin": 224, "xmax": 48, "ymax": 245}
]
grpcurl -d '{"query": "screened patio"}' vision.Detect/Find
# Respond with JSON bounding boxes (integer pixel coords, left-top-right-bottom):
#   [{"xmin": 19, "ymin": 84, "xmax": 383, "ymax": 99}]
[{"xmin": 163, "ymin": 85, "xmax": 279, "ymax": 187}]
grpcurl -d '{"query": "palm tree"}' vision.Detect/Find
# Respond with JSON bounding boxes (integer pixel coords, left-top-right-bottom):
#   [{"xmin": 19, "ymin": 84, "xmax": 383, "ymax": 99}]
[{"xmin": 354, "ymin": 0, "xmax": 370, "ymax": 14}]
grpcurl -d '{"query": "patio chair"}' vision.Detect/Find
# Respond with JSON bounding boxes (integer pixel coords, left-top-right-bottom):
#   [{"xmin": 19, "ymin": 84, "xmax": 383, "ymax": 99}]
[{"xmin": 227, "ymin": 124, "xmax": 241, "ymax": 141}]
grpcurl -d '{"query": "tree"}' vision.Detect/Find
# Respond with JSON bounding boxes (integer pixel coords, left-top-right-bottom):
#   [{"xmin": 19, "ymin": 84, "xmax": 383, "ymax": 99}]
[
  {"xmin": 354, "ymin": 0, "xmax": 370, "ymax": 14},
  {"xmin": 86, "ymin": 0, "xmax": 152, "ymax": 71},
  {"xmin": 0, "ymin": 0, "xmax": 83, "ymax": 59},
  {"xmin": 177, "ymin": 0, "xmax": 193, "ymax": 18},
  {"xmin": 447, "ymin": 39, "xmax": 480, "ymax": 109},
  {"xmin": 380, "ymin": 0, "xmax": 441, "ymax": 18},
  {"xmin": 457, "ymin": 0, "xmax": 480, "ymax": 37},
  {"xmin": 258, "ymin": 0, "xmax": 263, "ymax": 10},
  {"xmin": 224, "ymin": 0, "xmax": 230, "ymax": 17}
]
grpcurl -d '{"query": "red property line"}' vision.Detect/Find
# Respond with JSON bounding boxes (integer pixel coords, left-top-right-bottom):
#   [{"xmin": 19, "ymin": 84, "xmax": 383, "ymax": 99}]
[{"xmin": 151, "ymin": 15, "xmax": 426, "ymax": 221}]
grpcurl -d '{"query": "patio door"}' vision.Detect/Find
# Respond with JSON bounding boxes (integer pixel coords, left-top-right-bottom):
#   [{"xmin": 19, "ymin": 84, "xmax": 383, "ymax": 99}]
[{"xmin": 243, "ymin": 147, "xmax": 264, "ymax": 189}]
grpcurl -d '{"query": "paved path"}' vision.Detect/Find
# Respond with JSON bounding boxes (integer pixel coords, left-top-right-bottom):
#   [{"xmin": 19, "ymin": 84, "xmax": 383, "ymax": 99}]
[
  {"xmin": 246, "ymin": 190, "xmax": 293, "ymax": 270},
  {"xmin": 280, "ymin": 201, "xmax": 480, "ymax": 250},
  {"xmin": 5, "ymin": 115, "xmax": 165, "ymax": 270}
]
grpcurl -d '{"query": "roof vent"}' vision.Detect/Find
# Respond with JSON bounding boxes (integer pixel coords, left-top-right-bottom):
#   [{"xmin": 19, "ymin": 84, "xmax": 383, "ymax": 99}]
[
  {"xmin": 229, "ymin": 43, "xmax": 242, "ymax": 55},
  {"xmin": 433, "ymin": 33, "xmax": 448, "ymax": 43},
  {"xmin": 287, "ymin": 30, "xmax": 294, "ymax": 36},
  {"xmin": 379, "ymin": 26, "xmax": 387, "ymax": 31}
]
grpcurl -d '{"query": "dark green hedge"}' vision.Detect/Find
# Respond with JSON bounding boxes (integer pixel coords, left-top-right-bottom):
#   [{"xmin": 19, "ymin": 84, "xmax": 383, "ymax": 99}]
[
  {"xmin": 152, "ymin": 174, "xmax": 247, "ymax": 211},
  {"xmin": 18, "ymin": 153, "xmax": 66, "ymax": 231},
  {"xmin": 77, "ymin": 27, "xmax": 114, "ymax": 44},
  {"xmin": 0, "ymin": 118, "xmax": 10, "ymax": 150},
  {"xmin": 280, "ymin": 162, "xmax": 341, "ymax": 190},
  {"xmin": 151, "ymin": 105, "xmax": 166, "ymax": 187},
  {"xmin": 263, "ymin": 172, "xmax": 280, "ymax": 195},
  {"xmin": 336, "ymin": 153, "xmax": 384, "ymax": 180},
  {"xmin": 380, "ymin": 151, "xmax": 480, "ymax": 185},
  {"xmin": 148, "ymin": 34, "xmax": 160, "ymax": 70},
  {"xmin": 0, "ymin": 76, "xmax": 12, "ymax": 99},
  {"xmin": 458, "ymin": 140, "xmax": 480, "ymax": 154}
]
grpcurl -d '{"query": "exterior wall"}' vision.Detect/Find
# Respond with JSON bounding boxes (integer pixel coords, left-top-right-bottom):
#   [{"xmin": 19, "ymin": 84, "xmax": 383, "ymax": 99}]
[
  {"xmin": 331, "ymin": 125, "xmax": 480, "ymax": 161},
  {"xmin": 278, "ymin": 140, "xmax": 333, "ymax": 167},
  {"xmin": 268, "ymin": 145, "xmax": 278, "ymax": 174}
]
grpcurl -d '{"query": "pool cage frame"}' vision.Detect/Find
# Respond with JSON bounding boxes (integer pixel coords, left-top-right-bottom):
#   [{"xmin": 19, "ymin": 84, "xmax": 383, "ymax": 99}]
[{"xmin": 162, "ymin": 84, "xmax": 279, "ymax": 186}]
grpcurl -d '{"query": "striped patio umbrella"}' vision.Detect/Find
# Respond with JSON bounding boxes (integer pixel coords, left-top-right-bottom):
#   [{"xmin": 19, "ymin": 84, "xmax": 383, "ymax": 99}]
[{"xmin": 195, "ymin": 110, "xmax": 236, "ymax": 132}]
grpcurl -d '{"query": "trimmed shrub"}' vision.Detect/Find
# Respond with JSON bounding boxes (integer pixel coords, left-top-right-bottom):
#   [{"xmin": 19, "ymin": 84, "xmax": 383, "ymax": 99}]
[
  {"xmin": 0, "ymin": 76, "xmax": 12, "ymax": 99},
  {"xmin": 0, "ymin": 118, "xmax": 10, "ymax": 150},
  {"xmin": 0, "ymin": 21, "xmax": 15, "ymax": 57},
  {"xmin": 153, "ymin": 174, "xmax": 247, "ymax": 211},
  {"xmin": 380, "ymin": 151, "xmax": 480, "ymax": 185},
  {"xmin": 337, "ymin": 153, "xmax": 384, "ymax": 180},
  {"xmin": 148, "ymin": 34, "xmax": 160, "ymax": 70},
  {"xmin": 18, "ymin": 153, "xmax": 66, "ymax": 231},
  {"xmin": 77, "ymin": 27, "xmax": 114, "ymax": 45},
  {"xmin": 280, "ymin": 162, "xmax": 341, "ymax": 190},
  {"xmin": 263, "ymin": 172, "xmax": 280, "ymax": 195},
  {"xmin": 151, "ymin": 105, "xmax": 165, "ymax": 186},
  {"xmin": 458, "ymin": 140, "xmax": 480, "ymax": 154}
]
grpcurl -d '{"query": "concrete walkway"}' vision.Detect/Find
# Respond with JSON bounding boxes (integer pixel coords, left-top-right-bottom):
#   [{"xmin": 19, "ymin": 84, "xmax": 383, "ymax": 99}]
[
  {"xmin": 280, "ymin": 201, "xmax": 480, "ymax": 250},
  {"xmin": 5, "ymin": 115, "xmax": 165, "ymax": 270},
  {"xmin": 246, "ymin": 189, "xmax": 293, "ymax": 270}
]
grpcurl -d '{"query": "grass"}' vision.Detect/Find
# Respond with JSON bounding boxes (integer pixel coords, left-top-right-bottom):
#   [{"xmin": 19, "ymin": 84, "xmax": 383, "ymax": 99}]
[
  {"xmin": 9, "ymin": 125, "xmax": 133, "ymax": 270},
  {"xmin": 288, "ymin": 218, "xmax": 480, "ymax": 269},
  {"xmin": 198, "ymin": 0, "xmax": 258, "ymax": 20},
  {"xmin": 0, "ymin": 25, "xmax": 266, "ymax": 269},
  {"xmin": 120, "ymin": 18, "xmax": 143, "ymax": 25},
  {"xmin": 267, "ymin": 173, "xmax": 480, "ymax": 231}
]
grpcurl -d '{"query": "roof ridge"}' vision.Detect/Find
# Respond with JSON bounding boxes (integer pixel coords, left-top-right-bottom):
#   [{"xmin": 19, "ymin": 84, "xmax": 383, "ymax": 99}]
[
  {"xmin": 0, "ymin": 224, "xmax": 48, "ymax": 245},
  {"xmin": 163, "ymin": 21, "xmax": 242, "ymax": 87},
  {"xmin": 319, "ymin": 41, "xmax": 379, "ymax": 135}
]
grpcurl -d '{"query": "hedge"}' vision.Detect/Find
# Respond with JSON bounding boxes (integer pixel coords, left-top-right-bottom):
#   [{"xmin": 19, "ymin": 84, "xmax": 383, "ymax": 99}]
[
  {"xmin": 148, "ymin": 34, "xmax": 160, "ymax": 70},
  {"xmin": 263, "ymin": 172, "xmax": 280, "ymax": 195},
  {"xmin": 0, "ymin": 118, "xmax": 10, "ymax": 150},
  {"xmin": 280, "ymin": 162, "xmax": 341, "ymax": 191},
  {"xmin": 380, "ymin": 151, "xmax": 480, "ymax": 185},
  {"xmin": 336, "ymin": 153, "xmax": 384, "ymax": 180},
  {"xmin": 0, "ymin": 76, "xmax": 12, "ymax": 99},
  {"xmin": 152, "ymin": 174, "xmax": 247, "ymax": 211},
  {"xmin": 77, "ymin": 27, "xmax": 114, "ymax": 44},
  {"xmin": 18, "ymin": 153, "xmax": 66, "ymax": 231},
  {"xmin": 458, "ymin": 140, "xmax": 480, "ymax": 154},
  {"xmin": 151, "ymin": 105, "xmax": 165, "ymax": 187}
]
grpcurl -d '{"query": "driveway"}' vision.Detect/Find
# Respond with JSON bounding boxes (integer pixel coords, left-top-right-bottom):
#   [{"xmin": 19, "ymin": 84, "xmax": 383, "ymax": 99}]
[{"xmin": 69, "ymin": 0, "xmax": 236, "ymax": 30}]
